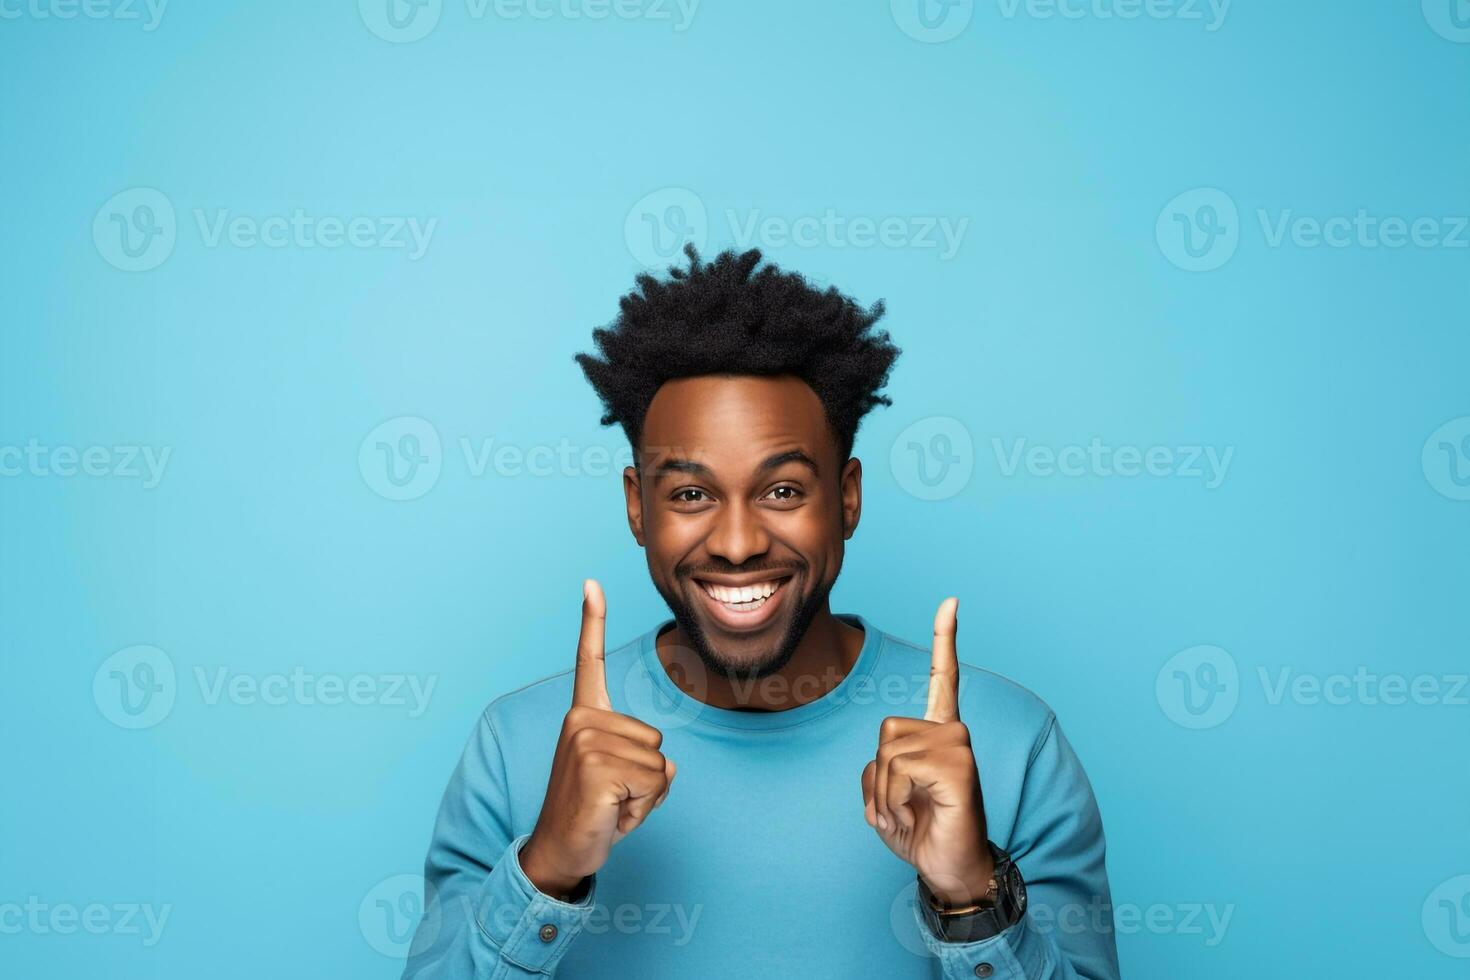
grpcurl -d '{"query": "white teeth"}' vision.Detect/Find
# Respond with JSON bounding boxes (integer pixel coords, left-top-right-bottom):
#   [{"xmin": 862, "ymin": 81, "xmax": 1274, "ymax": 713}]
[{"xmin": 700, "ymin": 579, "xmax": 781, "ymax": 604}]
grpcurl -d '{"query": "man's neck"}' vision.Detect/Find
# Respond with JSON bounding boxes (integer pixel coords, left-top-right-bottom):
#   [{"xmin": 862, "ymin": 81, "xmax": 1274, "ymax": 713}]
[{"xmin": 654, "ymin": 608, "xmax": 866, "ymax": 712}]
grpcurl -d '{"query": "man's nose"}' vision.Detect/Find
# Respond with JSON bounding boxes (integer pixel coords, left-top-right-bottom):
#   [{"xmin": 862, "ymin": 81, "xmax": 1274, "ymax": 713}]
[{"xmin": 704, "ymin": 500, "xmax": 771, "ymax": 566}]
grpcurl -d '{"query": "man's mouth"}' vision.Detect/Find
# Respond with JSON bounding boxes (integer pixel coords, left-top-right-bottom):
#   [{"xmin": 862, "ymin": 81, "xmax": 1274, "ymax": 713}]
[{"xmin": 692, "ymin": 575, "xmax": 793, "ymax": 633}]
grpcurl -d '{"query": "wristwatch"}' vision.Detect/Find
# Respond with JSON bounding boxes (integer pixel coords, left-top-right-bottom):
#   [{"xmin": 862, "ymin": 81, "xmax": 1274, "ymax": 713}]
[{"xmin": 916, "ymin": 841, "xmax": 1027, "ymax": 944}]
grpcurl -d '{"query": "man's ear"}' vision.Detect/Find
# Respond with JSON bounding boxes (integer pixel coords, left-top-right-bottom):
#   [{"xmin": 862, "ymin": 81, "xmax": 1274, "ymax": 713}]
[
  {"xmin": 841, "ymin": 456, "xmax": 862, "ymax": 540},
  {"xmin": 624, "ymin": 465, "xmax": 645, "ymax": 546}
]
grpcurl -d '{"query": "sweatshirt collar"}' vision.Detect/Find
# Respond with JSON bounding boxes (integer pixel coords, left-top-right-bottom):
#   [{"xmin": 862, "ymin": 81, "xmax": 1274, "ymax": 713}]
[{"xmin": 633, "ymin": 612, "xmax": 881, "ymax": 733}]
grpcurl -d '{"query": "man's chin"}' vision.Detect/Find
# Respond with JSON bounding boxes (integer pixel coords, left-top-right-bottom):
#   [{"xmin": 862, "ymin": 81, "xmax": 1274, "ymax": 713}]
[
  {"xmin": 701, "ymin": 644, "xmax": 792, "ymax": 682},
  {"xmin": 674, "ymin": 604, "xmax": 798, "ymax": 682}
]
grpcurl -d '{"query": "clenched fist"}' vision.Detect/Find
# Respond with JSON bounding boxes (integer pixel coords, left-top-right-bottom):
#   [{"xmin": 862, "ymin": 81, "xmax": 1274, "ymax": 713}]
[
  {"xmin": 861, "ymin": 597, "xmax": 994, "ymax": 906},
  {"xmin": 518, "ymin": 579, "xmax": 677, "ymax": 898}
]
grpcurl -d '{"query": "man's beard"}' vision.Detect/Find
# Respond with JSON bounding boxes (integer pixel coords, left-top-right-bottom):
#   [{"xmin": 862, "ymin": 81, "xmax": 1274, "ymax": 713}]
[{"xmin": 653, "ymin": 567, "xmax": 835, "ymax": 684}]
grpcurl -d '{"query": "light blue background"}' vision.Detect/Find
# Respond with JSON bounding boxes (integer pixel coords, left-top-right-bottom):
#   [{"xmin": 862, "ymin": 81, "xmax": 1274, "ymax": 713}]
[{"xmin": 2, "ymin": 1, "xmax": 1467, "ymax": 977}]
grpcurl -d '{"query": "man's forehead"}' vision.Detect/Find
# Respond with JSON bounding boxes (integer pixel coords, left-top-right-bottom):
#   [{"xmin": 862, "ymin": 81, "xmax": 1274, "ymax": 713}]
[
  {"xmin": 639, "ymin": 374, "xmax": 831, "ymax": 471},
  {"xmin": 642, "ymin": 375, "xmax": 825, "ymax": 437},
  {"xmin": 645, "ymin": 373, "xmax": 822, "ymax": 416}
]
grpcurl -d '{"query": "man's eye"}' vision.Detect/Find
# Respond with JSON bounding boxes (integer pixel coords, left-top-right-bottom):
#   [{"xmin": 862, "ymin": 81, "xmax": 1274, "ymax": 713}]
[
  {"xmin": 765, "ymin": 486, "xmax": 801, "ymax": 501},
  {"xmin": 674, "ymin": 489, "xmax": 708, "ymax": 503}
]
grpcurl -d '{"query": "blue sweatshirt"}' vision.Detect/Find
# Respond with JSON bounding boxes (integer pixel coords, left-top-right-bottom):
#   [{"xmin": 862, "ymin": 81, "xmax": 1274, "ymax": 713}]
[{"xmin": 400, "ymin": 612, "xmax": 1120, "ymax": 979}]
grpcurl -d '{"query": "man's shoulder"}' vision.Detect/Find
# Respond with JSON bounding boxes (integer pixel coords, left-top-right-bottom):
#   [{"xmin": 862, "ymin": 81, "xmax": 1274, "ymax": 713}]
[{"xmin": 477, "ymin": 629, "xmax": 646, "ymax": 735}]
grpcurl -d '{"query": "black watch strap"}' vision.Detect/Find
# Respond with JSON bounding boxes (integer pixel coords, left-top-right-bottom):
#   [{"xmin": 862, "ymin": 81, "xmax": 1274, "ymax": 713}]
[{"xmin": 916, "ymin": 842, "xmax": 1027, "ymax": 944}]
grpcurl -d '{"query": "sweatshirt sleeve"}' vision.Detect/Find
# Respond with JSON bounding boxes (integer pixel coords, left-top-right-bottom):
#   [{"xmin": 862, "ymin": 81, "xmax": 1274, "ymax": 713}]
[
  {"xmin": 914, "ymin": 716, "xmax": 1121, "ymax": 980},
  {"xmin": 400, "ymin": 707, "xmax": 599, "ymax": 979}
]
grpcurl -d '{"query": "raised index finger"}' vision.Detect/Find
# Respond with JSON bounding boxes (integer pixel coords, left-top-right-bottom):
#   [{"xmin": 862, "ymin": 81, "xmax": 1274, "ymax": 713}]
[
  {"xmin": 572, "ymin": 578, "xmax": 612, "ymax": 710},
  {"xmin": 924, "ymin": 596, "xmax": 960, "ymax": 723}
]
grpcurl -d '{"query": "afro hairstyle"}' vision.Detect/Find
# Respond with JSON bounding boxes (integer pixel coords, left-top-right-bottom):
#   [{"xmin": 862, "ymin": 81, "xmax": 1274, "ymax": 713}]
[{"xmin": 574, "ymin": 243, "xmax": 902, "ymax": 467}]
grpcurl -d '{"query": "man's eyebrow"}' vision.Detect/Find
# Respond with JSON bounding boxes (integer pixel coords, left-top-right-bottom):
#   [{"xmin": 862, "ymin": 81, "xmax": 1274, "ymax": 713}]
[{"xmin": 652, "ymin": 450, "xmax": 820, "ymax": 481}]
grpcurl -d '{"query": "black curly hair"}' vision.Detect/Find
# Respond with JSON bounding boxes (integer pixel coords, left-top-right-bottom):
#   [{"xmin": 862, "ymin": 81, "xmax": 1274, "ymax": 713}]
[{"xmin": 574, "ymin": 244, "xmax": 902, "ymax": 467}]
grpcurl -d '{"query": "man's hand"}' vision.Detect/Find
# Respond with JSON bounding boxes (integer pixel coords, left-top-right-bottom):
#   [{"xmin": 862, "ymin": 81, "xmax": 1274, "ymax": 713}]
[
  {"xmin": 518, "ymin": 579, "xmax": 677, "ymax": 898},
  {"xmin": 861, "ymin": 597, "xmax": 994, "ymax": 906}
]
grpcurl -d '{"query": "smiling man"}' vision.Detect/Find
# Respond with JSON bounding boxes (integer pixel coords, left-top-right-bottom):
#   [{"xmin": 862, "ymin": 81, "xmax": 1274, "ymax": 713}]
[{"xmin": 401, "ymin": 245, "xmax": 1119, "ymax": 979}]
